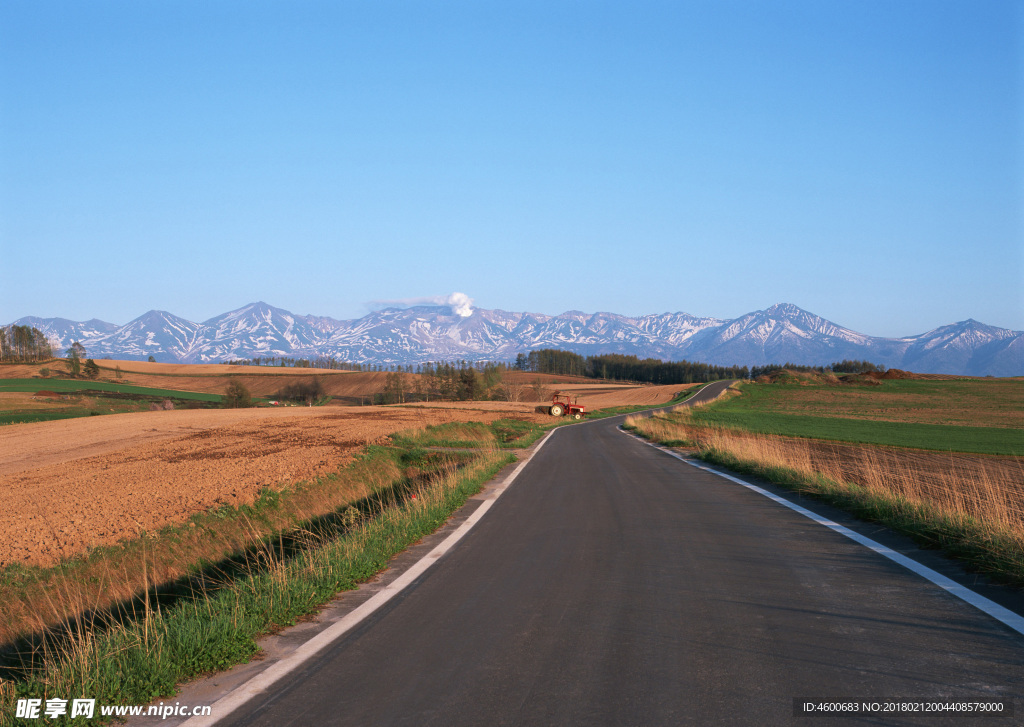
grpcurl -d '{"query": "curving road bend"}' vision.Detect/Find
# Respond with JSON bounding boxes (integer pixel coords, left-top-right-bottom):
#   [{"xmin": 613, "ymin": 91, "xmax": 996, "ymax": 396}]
[{"xmin": 211, "ymin": 380, "xmax": 1022, "ymax": 726}]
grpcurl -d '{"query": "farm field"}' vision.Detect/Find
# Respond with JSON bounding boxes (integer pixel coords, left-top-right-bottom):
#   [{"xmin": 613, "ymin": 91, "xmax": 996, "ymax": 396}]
[
  {"xmin": 405, "ymin": 382, "xmax": 688, "ymax": 414},
  {"xmin": 0, "ymin": 360, "xmax": 388, "ymax": 402},
  {"xmin": 0, "ymin": 404, "xmax": 550, "ymax": 568},
  {"xmin": 0, "ymin": 378, "xmax": 224, "ymax": 425},
  {"xmin": 0, "ymin": 360, "xmax": 685, "ymax": 569},
  {"xmin": 725, "ymin": 375, "xmax": 1024, "ymax": 428},
  {"xmin": 691, "ymin": 376, "xmax": 1024, "ymax": 455}
]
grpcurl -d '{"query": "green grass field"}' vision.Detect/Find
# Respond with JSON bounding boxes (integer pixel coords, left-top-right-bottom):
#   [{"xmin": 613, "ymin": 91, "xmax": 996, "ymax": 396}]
[
  {"xmin": 728, "ymin": 377, "xmax": 1023, "ymax": 428},
  {"xmin": 0, "ymin": 378, "xmax": 224, "ymax": 425},
  {"xmin": 0, "ymin": 378, "xmax": 222, "ymax": 400},
  {"xmin": 691, "ymin": 378, "xmax": 1023, "ymax": 456}
]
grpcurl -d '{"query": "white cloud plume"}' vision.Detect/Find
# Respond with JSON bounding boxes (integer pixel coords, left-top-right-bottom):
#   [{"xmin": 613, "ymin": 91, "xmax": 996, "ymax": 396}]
[{"xmin": 369, "ymin": 292, "xmax": 475, "ymax": 317}]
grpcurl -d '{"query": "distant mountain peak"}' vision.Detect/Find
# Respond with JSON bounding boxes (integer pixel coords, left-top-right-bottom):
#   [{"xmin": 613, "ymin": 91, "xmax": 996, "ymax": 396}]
[
  {"xmin": 8, "ymin": 304, "xmax": 1022, "ymax": 375},
  {"xmin": 764, "ymin": 303, "xmax": 808, "ymax": 317}
]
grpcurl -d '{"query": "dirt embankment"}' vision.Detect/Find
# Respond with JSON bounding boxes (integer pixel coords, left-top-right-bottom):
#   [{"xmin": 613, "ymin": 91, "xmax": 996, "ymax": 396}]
[{"xmin": 0, "ymin": 405, "xmax": 547, "ymax": 567}]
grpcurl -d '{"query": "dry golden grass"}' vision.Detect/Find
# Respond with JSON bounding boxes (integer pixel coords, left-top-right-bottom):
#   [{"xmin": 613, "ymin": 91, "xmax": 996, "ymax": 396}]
[
  {"xmin": 0, "ymin": 442, "xmax": 480, "ymax": 647},
  {"xmin": 626, "ymin": 410, "xmax": 1024, "ymax": 549},
  {"xmin": 409, "ymin": 422, "xmax": 497, "ymax": 443}
]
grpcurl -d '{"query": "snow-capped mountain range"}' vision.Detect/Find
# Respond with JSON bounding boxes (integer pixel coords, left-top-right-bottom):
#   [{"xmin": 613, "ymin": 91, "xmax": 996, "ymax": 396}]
[{"xmin": 8, "ymin": 302, "xmax": 1023, "ymax": 376}]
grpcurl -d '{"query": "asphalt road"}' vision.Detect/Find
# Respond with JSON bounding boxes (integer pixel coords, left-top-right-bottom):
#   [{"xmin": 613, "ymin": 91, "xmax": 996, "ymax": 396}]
[{"xmin": 218, "ymin": 381, "xmax": 1024, "ymax": 726}]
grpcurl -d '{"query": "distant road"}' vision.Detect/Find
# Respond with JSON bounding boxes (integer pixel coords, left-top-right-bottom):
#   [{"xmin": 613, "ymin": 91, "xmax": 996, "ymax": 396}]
[{"xmin": 218, "ymin": 379, "xmax": 1023, "ymax": 726}]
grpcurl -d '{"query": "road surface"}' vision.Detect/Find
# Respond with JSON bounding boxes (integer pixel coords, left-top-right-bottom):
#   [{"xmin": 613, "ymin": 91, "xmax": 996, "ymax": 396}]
[{"xmin": 210, "ymin": 381, "xmax": 1024, "ymax": 725}]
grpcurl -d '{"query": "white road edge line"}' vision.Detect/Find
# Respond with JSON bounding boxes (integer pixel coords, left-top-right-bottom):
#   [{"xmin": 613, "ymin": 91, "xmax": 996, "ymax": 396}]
[
  {"xmin": 623, "ymin": 428, "xmax": 1024, "ymax": 637},
  {"xmin": 181, "ymin": 429, "xmax": 558, "ymax": 727}
]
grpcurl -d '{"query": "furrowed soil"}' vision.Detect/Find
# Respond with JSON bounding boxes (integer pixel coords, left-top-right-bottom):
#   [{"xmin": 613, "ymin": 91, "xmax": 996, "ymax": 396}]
[
  {"xmin": 0, "ymin": 405, "xmax": 548, "ymax": 567},
  {"xmin": 0, "ymin": 360, "xmax": 390, "ymax": 399}
]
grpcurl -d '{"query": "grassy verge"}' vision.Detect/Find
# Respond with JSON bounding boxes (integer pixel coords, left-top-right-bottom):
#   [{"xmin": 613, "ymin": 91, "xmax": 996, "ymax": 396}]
[
  {"xmin": 392, "ymin": 418, "xmax": 556, "ymax": 450},
  {"xmin": 624, "ymin": 410, "xmax": 1024, "ymax": 587},
  {"xmin": 697, "ymin": 446, "xmax": 1024, "ymax": 587},
  {"xmin": 0, "ymin": 445, "xmax": 512, "ymax": 724}
]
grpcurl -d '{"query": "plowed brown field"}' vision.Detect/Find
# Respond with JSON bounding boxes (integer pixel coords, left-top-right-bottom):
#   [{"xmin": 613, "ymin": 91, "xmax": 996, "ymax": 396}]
[
  {"xmin": 0, "ymin": 405, "xmax": 549, "ymax": 567},
  {"xmin": 0, "ymin": 356, "xmax": 691, "ymax": 567},
  {"xmin": 2, "ymin": 360, "xmax": 690, "ymax": 403},
  {"xmin": 1, "ymin": 360, "xmax": 388, "ymax": 398}
]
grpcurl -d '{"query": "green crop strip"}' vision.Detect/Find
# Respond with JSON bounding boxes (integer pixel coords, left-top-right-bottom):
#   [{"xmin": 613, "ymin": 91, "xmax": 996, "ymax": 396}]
[
  {"xmin": 689, "ymin": 409, "xmax": 1021, "ymax": 456},
  {"xmin": 0, "ymin": 379, "xmax": 221, "ymax": 401}
]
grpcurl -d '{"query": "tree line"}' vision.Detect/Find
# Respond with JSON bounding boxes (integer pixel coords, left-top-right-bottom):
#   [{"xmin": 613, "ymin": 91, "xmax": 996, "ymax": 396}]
[
  {"xmin": 224, "ymin": 356, "xmax": 366, "ymax": 370},
  {"xmin": 747, "ymin": 359, "xmax": 885, "ymax": 378},
  {"xmin": 513, "ymin": 348, "xmax": 885, "ymax": 384},
  {"xmin": 376, "ymin": 361, "xmax": 509, "ymax": 404},
  {"xmin": 512, "ymin": 349, "xmax": 748, "ymax": 383},
  {"xmin": 0, "ymin": 325, "xmax": 53, "ymax": 362}
]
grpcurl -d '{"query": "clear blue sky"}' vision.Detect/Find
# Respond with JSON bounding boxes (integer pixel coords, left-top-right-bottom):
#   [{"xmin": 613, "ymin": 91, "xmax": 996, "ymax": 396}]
[{"xmin": 1, "ymin": 1, "xmax": 1020, "ymax": 337}]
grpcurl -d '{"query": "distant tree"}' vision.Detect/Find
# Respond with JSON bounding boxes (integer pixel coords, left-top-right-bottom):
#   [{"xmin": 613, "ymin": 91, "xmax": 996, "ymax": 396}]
[
  {"xmin": 275, "ymin": 378, "xmax": 326, "ymax": 405},
  {"xmin": 380, "ymin": 372, "xmax": 406, "ymax": 404},
  {"xmin": 83, "ymin": 358, "xmax": 100, "ymax": 379},
  {"xmin": 829, "ymin": 360, "xmax": 885, "ymax": 374},
  {"xmin": 222, "ymin": 379, "xmax": 252, "ymax": 408},
  {"xmin": 500, "ymin": 381, "xmax": 524, "ymax": 402},
  {"xmin": 147, "ymin": 355, "xmax": 156, "ymax": 363},
  {"xmin": 66, "ymin": 345, "xmax": 81, "ymax": 377},
  {"xmin": 115, "ymin": 365, "xmax": 123, "ymax": 379}
]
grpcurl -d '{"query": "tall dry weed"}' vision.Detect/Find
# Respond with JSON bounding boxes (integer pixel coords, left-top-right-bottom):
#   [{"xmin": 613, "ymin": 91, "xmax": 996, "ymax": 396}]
[
  {"xmin": 628, "ymin": 413, "xmax": 1024, "ymax": 549},
  {"xmin": 0, "ymin": 448, "xmax": 411, "ymax": 648}
]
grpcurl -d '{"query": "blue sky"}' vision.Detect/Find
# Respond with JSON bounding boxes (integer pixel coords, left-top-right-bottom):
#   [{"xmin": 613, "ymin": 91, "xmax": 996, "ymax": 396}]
[{"xmin": 1, "ymin": 0, "xmax": 1020, "ymax": 337}]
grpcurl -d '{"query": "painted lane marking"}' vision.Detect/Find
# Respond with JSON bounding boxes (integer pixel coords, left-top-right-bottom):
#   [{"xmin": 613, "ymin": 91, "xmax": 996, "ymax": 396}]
[
  {"xmin": 181, "ymin": 429, "xmax": 558, "ymax": 726},
  {"xmin": 623, "ymin": 430, "xmax": 1024, "ymax": 638}
]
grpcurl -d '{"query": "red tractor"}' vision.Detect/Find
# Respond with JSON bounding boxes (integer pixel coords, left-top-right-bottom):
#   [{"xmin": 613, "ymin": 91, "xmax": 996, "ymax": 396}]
[{"xmin": 549, "ymin": 392, "xmax": 586, "ymax": 420}]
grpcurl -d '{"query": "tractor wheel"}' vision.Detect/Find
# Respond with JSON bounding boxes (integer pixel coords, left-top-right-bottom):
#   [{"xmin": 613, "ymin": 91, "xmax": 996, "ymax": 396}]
[
  {"xmin": 572, "ymin": 412, "xmax": 582, "ymax": 420},
  {"xmin": 550, "ymin": 404, "xmax": 564, "ymax": 417}
]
